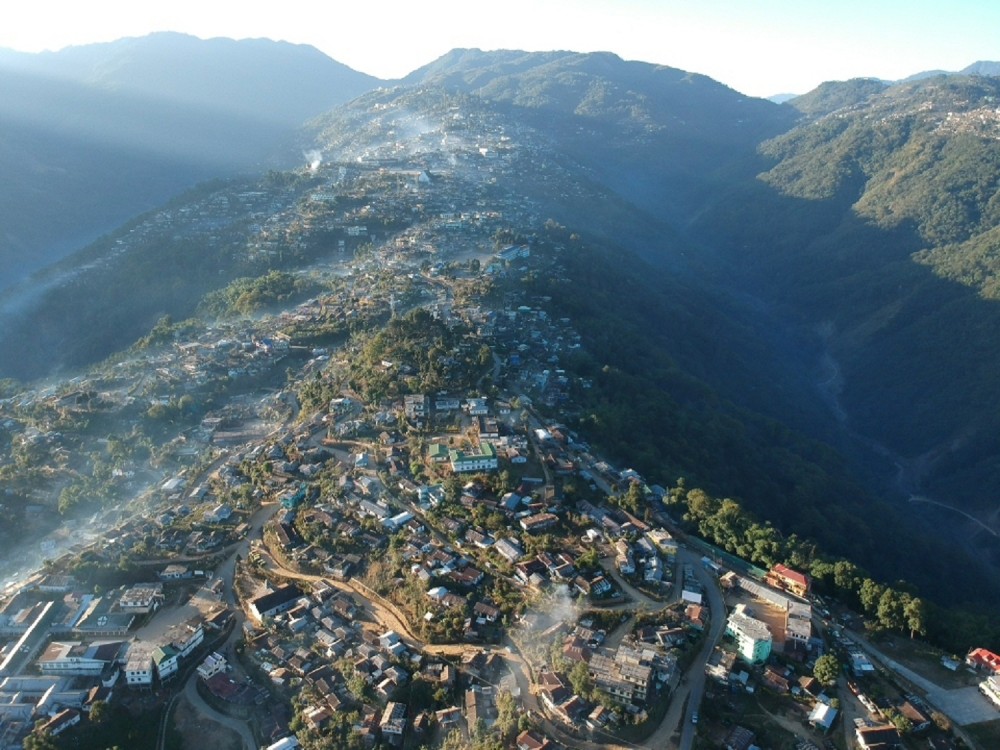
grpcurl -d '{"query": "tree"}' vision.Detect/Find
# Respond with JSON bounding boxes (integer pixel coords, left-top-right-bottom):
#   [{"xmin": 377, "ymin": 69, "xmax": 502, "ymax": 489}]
[
  {"xmin": 89, "ymin": 699, "xmax": 108, "ymax": 723},
  {"xmin": 904, "ymin": 596, "xmax": 927, "ymax": 639},
  {"xmin": 859, "ymin": 578, "xmax": 884, "ymax": 614},
  {"xmin": 22, "ymin": 732, "xmax": 58, "ymax": 750},
  {"xmin": 833, "ymin": 559, "xmax": 861, "ymax": 594},
  {"xmin": 877, "ymin": 588, "xmax": 905, "ymax": 631},
  {"xmin": 621, "ymin": 481, "xmax": 645, "ymax": 515},
  {"xmin": 406, "ymin": 675, "xmax": 435, "ymax": 712},
  {"xmin": 888, "ymin": 708, "xmax": 913, "ymax": 734},
  {"xmin": 494, "ymin": 690, "xmax": 518, "ymax": 740},
  {"xmin": 444, "ymin": 475, "xmax": 462, "ymax": 503},
  {"xmin": 569, "ymin": 659, "xmax": 595, "ymax": 699},
  {"xmin": 496, "ymin": 469, "xmax": 513, "ymax": 494},
  {"xmin": 576, "ymin": 547, "xmax": 600, "ymax": 571},
  {"xmin": 930, "ymin": 710, "xmax": 952, "ymax": 732},
  {"xmin": 813, "ymin": 653, "xmax": 840, "ymax": 687}
]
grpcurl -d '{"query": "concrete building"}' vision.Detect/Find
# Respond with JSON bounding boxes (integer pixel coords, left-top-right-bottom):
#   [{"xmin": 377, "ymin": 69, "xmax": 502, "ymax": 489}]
[
  {"xmin": 726, "ymin": 605, "xmax": 772, "ymax": 664},
  {"xmin": 449, "ymin": 443, "xmax": 498, "ymax": 473},
  {"xmin": 37, "ymin": 641, "xmax": 126, "ymax": 676},
  {"xmin": 125, "ymin": 646, "xmax": 154, "ymax": 687},
  {"xmin": 766, "ymin": 564, "xmax": 810, "ymax": 597},
  {"xmin": 197, "ymin": 652, "xmax": 228, "ymax": 680},
  {"xmin": 153, "ymin": 644, "xmax": 180, "ymax": 681},
  {"xmin": 249, "ymin": 584, "xmax": 303, "ymax": 623},
  {"xmin": 118, "ymin": 583, "xmax": 164, "ymax": 614},
  {"xmin": 980, "ymin": 674, "xmax": 1000, "ymax": 707}
]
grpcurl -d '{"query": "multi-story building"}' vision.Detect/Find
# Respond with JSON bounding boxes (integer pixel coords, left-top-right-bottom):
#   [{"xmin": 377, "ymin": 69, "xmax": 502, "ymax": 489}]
[
  {"xmin": 587, "ymin": 646, "xmax": 653, "ymax": 706},
  {"xmin": 125, "ymin": 646, "xmax": 154, "ymax": 687},
  {"xmin": 726, "ymin": 605, "xmax": 772, "ymax": 664},
  {"xmin": 380, "ymin": 701, "xmax": 407, "ymax": 741},
  {"xmin": 153, "ymin": 644, "xmax": 179, "ymax": 681},
  {"xmin": 404, "ymin": 394, "xmax": 429, "ymax": 422},
  {"xmin": 766, "ymin": 564, "xmax": 810, "ymax": 597},
  {"xmin": 37, "ymin": 640, "xmax": 126, "ymax": 676},
  {"xmin": 449, "ymin": 443, "xmax": 498, "ymax": 473},
  {"xmin": 980, "ymin": 674, "xmax": 1000, "ymax": 707},
  {"xmin": 118, "ymin": 583, "xmax": 164, "ymax": 614}
]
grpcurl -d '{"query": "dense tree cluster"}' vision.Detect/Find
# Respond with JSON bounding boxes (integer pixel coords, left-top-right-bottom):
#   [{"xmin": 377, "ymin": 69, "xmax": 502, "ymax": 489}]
[
  {"xmin": 345, "ymin": 308, "xmax": 481, "ymax": 402},
  {"xmin": 199, "ymin": 270, "xmax": 319, "ymax": 318},
  {"xmin": 670, "ymin": 484, "xmax": 939, "ymax": 644}
]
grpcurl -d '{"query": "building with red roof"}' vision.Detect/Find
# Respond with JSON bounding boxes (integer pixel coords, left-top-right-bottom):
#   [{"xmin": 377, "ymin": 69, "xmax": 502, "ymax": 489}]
[
  {"xmin": 967, "ymin": 647, "xmax": 1000, "ymax": 674},
  {"xmin": 767, "ymin": 564, "xmax": 810, "ymax": 597}
]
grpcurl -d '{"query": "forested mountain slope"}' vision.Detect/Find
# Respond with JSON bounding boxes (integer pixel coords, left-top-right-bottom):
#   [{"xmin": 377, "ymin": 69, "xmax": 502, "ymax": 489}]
[
  {"xmin": 403, "ymin": 48, "xmax": 798, "ymax": 235},
  {"xmin": 0, "ymin": 32, "xmax": 379, "ymax": 290},
  {"xmin": 696, "ymin": 74, "xmax": 1000, "ymax": 521}
]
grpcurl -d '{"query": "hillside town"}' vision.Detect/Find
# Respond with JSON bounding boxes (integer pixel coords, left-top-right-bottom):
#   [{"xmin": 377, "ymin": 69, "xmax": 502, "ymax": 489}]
[{"xmin": 0, "ymin": 92, "xmax": 997, "ymax": 750}]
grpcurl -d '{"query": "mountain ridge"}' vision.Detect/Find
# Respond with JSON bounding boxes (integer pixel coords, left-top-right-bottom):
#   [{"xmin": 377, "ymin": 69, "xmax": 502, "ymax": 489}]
[
  {"xmin": 0, "ymin": 32, "xmax": 381, "ymax": 293},
  {"xmin": 5, "ymin": 40, "xmax": 1000, "ymax": 614}
]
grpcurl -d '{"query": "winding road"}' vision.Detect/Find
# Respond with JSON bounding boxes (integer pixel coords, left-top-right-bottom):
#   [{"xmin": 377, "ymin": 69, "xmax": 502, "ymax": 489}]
[
  {"xmin": 650, "ymin": 548, "xmax": 727, "ymax": 750},
  {"xmin": 163, "ymin": 502, "xmax": 281, "ymax": 750},
  {"xmin": 182, "ymin": 673, "xmax": 256, "ymax": 750},
  {"xmin": 256, "ymin": 531, "xmax": 729, "ymax": 750},
  {"xmin": 183, "ymin": 481, "xmax": 731, "ymax": 750},
  {"xmin": 908, "ymin": 495, "xmax": 1000, "ymax": 539}
]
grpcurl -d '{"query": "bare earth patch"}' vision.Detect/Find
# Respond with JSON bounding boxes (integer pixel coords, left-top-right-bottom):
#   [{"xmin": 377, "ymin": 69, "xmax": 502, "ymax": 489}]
[
  {"xmin": 875, "ymin": 635, "xmax": 979, "ymax": 690},
  {"xmin": 172, "ymin": 694, "xmax": 242, "ymax": 750}
]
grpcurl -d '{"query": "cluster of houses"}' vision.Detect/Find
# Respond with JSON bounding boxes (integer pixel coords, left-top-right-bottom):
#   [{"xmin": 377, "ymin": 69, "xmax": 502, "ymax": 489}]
[
  {"xmin": 848, "ymin": 685, "xmax": 935, "ymax": 750},
  {"xmin": 244, "ymin": 581, "xmax": 425, "ymax": 743},
  {"xmin": 524, "ymin": 613, "xmax": 685, "ymax": 733},
  {"xmin": 3, "ymin": 111, "xmax": 987, "ymax": 750},
  {"xmin": 0, "ymin": 569, "xmax": 230, "ymax": 748},
  {"xmin": 239, "ymin": 578, "xmax": 521, "ymax": 747}
]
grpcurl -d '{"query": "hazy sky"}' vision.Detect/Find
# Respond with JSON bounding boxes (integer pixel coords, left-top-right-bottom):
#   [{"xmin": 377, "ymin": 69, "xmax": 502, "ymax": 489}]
[{"xmin": 2, "ymin": 0, "xmax": 997, "ymax": 97}]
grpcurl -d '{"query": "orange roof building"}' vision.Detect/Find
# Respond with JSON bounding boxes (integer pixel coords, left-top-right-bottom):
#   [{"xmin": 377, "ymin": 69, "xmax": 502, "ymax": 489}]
[
  {"xmin": 768, "ymin": 564, "xmax": 811, "ymax": 597},
  {"xmin": 967, "ymin": 648, "xmax": 1000, "ymax": 673}
]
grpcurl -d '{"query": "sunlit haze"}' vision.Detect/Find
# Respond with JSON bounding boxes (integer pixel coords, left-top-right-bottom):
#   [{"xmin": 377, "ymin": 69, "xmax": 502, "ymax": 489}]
[{"xmin": 2, "ymin": 0, "xmax": 998, "ymax": 97}]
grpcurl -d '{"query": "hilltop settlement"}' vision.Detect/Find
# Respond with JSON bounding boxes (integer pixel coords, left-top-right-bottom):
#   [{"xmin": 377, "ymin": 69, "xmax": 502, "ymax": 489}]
[{"xmin": 0, "ymin": 92, "xmax": 996, "ymax": 750}]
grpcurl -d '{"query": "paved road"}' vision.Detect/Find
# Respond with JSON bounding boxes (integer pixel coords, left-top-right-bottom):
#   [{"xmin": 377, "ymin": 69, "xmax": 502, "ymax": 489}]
[
  {"xmin": 848, "ymin": 631, "xmax": 997, "ymax": 726},
  {"xmin": 173, "ymin": 501, "xmax": 280, "ymax": 748},
  {"xmin": 599, "ymin": 558, "xmax": 662, "ymax": 612},
  {"xmin": 839, "ymin": 676, "xmax": 870, "ymax": 750},
  {"xmin": 182, "ymin": 670, "xmax": 256, "ymax": 750},
  {"xmin": 657, "ymin": 547, "xmax": 727, "ymax": 750}
]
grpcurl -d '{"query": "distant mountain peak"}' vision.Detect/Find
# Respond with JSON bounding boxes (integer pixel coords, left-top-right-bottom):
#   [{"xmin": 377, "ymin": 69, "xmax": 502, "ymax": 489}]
[
  {"xmin": 0, "ymin": 32, "xmax": 383, "ymax": 293},
  {"xmin": 961, "ymin": 60, "xmax": 1000, "ymax": 77},
  {"xmin": 788, "ymin": 78, "xmax": 888, "ymax": 117}
]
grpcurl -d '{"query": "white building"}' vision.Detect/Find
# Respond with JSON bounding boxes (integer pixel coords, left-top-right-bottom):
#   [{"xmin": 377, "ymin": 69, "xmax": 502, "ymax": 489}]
[
  {"xmin": 263, "ymin": 737, "xmax": 301, "ymax": 750},
  {"xmin": 167, "ymin": 618, "xmax": 205, "ymax": 659},
  {"xmin": 125, "ymin": 646, "xmax": 154, "ymax": 687},
  {"xmin": 465, "ymin": 398, "xmax": 489, "ymax": 416},
  {"xmin": 449, "ymin": 443, "xmax": 498, "ymax": 473},
  {"xmin": 118, "ymin": 583, "xmax": 164, "ymax": 614},
  {"xmin": 980, "ymin": 675, "xmax": 1000, "ymax": 707},
  {"xmin": 153, "ymin": 645, "xmax": 180, "ymax": 681},
  {"xmin": 37, "ymin": 641, "xmax": 126, "ymax": 676},
  {"xmin": 198, "ymin": 652, "xmax": 228, "ymax": 680},
  {"xmin": 726, "ymin": 605, "xmax": 772, "ymax": 664}
]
